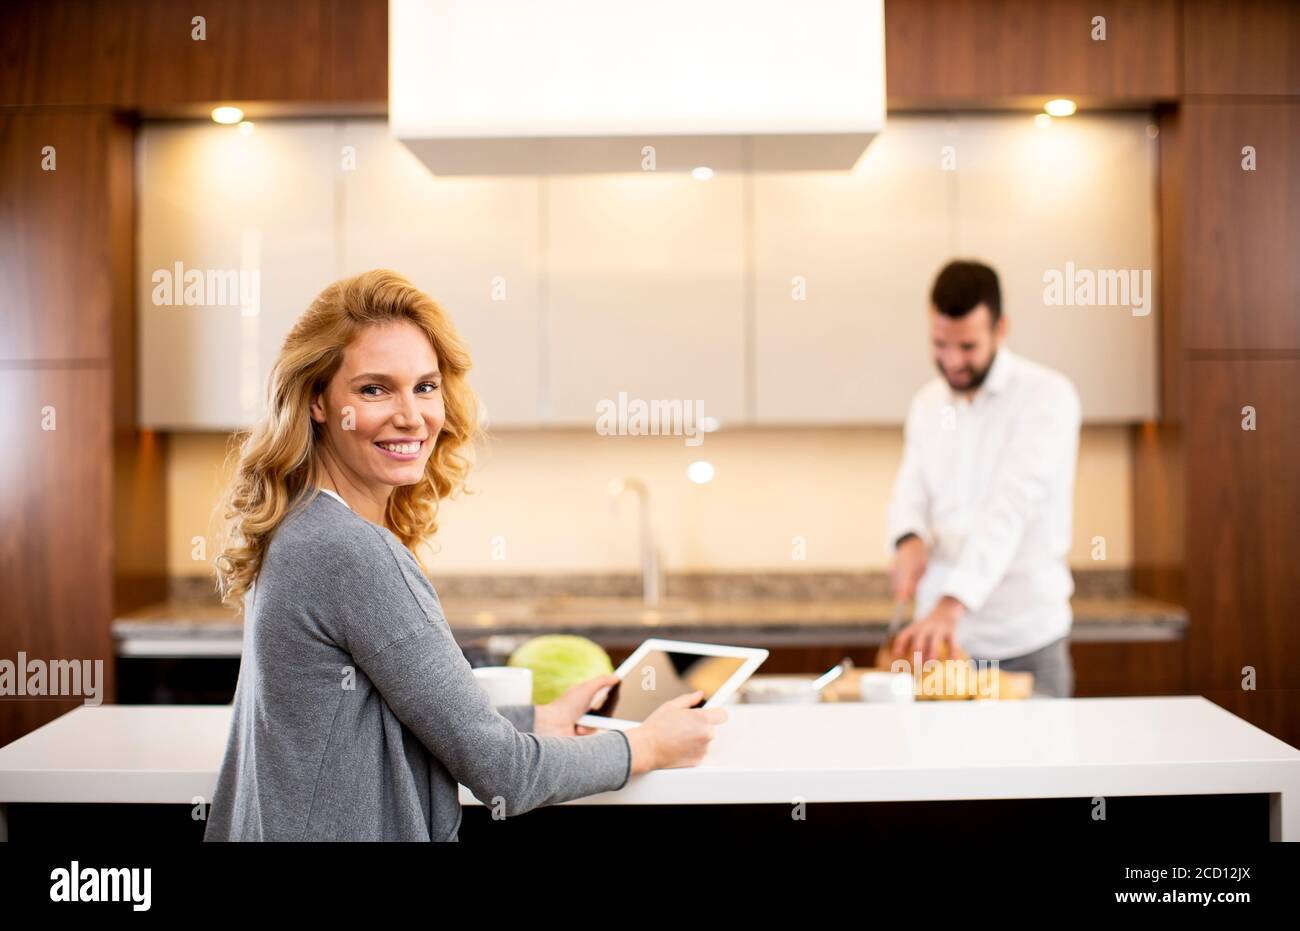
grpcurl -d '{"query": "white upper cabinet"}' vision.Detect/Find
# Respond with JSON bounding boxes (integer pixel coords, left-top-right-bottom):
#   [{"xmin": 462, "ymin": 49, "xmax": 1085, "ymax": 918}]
[
  {"xmin": 543, "ymin": 173, "xmax": 747, "ymax": 426},
  {"xmin": 952, "ymin": 114, "xmax": 1158, "ymax": 421},
  {"xmin": 752, "ymin": 116, "xmax": 956, "ymax": 423},
  {"xmin": 339, "ymin": 121, "xmax": 543, "ymax": 427},
  {"xmin": 752, "ymin": 113, "xmax": 1158, "ymax": 423},
  {"xmin": 137, "ymin": 120, "xmax": 339, "ymax": 429},
  {"xmin": 137, "ymin": 115, "xmax": 1157, "ymax": 430}
]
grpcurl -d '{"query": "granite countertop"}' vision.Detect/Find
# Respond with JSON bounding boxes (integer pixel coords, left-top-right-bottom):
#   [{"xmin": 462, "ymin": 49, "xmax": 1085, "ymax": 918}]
[{"xmin": 112, "ymin": 571, "xmax": 1188, "ymax": 655}]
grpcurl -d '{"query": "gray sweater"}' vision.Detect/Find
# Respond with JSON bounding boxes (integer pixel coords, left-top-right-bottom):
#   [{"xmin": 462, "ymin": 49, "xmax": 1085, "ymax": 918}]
[{"xmin": 204, "ymin": 491, "xmax": 631, "ymax": 841}]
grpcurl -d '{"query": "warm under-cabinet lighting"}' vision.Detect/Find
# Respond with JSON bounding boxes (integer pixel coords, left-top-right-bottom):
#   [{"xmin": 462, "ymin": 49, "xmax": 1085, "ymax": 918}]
[{"xmin": 687, "ymin": 461, "xmax": 716, "ymax": 484}]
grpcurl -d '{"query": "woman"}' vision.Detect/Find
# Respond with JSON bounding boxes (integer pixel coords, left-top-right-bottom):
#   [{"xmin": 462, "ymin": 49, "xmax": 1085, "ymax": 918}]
[{"xmin": 204, "ymin": 269, "xmax": 724, "ymax": 841}]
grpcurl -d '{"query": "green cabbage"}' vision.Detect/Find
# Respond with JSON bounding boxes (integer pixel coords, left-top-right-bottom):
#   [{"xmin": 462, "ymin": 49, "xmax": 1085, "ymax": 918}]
[{"xmin": 507, "ymin": 635, "xmax": 613, "ymax": 704}]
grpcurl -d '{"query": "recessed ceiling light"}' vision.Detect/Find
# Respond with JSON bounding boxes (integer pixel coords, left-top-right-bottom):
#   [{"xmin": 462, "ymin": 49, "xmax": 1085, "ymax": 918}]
[
  {"xmin": 212, "ymin": 106, "xmax": 244, "ymax": 124},
  {"xmin": 1044, "ymin": 98, "xmax": 1077, "ymax": 117},
  {"xmin": 691, "ymin": 166, "xmax": 714, "ymax": 181}
]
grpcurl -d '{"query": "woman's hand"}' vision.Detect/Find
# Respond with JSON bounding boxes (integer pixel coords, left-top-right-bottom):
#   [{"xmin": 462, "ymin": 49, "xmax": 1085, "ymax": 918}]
[
  {"xmin": 624, "ymin": 690, "xmax": 728, "ymax": 774},
  {"xmin": 532, "ymin": 674, "xmax": 620, "ymax": 737},
  {"xmin": 534, "ymin": 679, "xmax": 729, "ymax": 776}
]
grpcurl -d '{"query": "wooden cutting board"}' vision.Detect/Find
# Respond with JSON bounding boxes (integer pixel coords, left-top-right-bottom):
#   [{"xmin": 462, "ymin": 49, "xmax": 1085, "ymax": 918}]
[
  {"xmin": 824, "ymin": 666, "xmax": 1034, "ymax": 702},
  {"xmin": 821, "ymin": 638, "xmax": 1035, "ymax": 702}
]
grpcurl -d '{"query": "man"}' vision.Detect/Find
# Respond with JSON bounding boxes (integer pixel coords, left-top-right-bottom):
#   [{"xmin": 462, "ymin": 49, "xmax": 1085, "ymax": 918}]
[{"xmin": 887, "ymin": 260, "xmax": 1082, "ymax": 697}]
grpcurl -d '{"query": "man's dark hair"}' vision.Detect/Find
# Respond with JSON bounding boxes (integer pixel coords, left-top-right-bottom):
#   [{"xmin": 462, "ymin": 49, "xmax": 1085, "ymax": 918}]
[{"xmin": 930, "ymin": 260, "xmax": 1001, "ymax": 322}]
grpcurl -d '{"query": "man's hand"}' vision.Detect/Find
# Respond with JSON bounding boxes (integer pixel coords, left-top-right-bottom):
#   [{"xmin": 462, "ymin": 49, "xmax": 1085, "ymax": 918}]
[
  {"xmin": 892, "ymin": 596, "xmax": 967, "ymax": 664},
  {"xmin": 532, "ymin": 674, "xmax": 620, "ymax": 737},
  {"xmin": 890, "ymin": 534, "xmax": 928, "ymax": 602}
]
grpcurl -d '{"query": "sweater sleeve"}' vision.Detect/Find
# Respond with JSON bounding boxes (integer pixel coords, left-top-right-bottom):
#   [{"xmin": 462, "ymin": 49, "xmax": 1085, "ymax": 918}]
[
  {"xmin": 497, "ymin": 705, "xmax": 536, "ymax": 732},
  {"xmin": 328, "ymin": 525, "xmax": 631, "ymax": 816}
]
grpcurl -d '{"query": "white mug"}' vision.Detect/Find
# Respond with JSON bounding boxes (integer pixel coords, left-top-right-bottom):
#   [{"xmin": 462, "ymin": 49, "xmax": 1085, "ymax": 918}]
[
  {"xmin": 859, "ymin": 671, "xmax": 915, "ymax": 703},
  {"xmin": 472, "ymin": 666, "xmax": 533, "ymax": 706}
]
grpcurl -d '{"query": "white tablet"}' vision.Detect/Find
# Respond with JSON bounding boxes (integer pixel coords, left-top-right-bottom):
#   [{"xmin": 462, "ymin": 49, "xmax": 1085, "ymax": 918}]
[{"xmin": 577, "ymin": 639, "xmax": 769, "ymax": 731}]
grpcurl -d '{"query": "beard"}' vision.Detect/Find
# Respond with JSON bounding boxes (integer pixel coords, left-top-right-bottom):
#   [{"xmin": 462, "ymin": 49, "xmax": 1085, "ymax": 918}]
[{"xmin": 937, "ymin": 351, "xmax": 996, "ymax": 393}]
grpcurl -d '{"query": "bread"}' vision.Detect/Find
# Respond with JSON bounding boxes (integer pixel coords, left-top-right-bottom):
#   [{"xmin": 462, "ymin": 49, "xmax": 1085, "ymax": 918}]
[
  {"xmin": 874, "ymin": 635, "xmax": 970, "ymax": 670},
  {"xmin": 874, "ymin": 635, "xmax": 1034, "ymax": 700}
]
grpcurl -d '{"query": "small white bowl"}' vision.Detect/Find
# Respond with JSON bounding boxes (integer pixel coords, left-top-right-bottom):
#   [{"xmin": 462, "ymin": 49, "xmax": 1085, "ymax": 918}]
[
  {"xmin": 859, "ymin": 671, "xmax": 915, "ymax": 703},
  {"xmin": 741, "ymin": 676, "xmax": 823, "ymax": 704}
]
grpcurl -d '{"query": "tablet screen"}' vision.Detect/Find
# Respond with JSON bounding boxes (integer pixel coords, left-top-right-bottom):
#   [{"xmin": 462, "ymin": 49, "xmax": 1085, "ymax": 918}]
[{"xmin": 587, "ymin": 650, "xmax": 747, "ymax": 723}]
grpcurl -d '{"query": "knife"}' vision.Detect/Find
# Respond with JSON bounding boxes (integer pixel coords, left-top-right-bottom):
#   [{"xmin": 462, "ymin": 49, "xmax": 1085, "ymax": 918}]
[{"xmin": 884, "ymin": 599, "xmax": 911, "ymax": 644}]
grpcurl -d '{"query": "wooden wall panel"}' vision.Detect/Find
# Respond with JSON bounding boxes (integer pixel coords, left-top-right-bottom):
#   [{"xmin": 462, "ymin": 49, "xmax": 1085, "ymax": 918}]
[
  {"xmin": 1130, "ymin": 422, "xmax": 1185, "ymax": 605},
  {"xmin": 108, "ymin": 110, "xmax": 169, "ymax": 611},
  {"xmin": 113, "ymin": 429, "xmax": 169, "ymax": 612},
  {"xmin": 0, "ymin": 0, "xmax": 387, "ymax": 109},
  {"xmin": 323, "ymin": 0, "xmax": 389, "ymax": 104},
  {"xmin": 0, "ymin": 111, "xmax": 116, "ymax": 362},
  {"xmin": 1180, "ymin": 102, "xmax": 1300, "ymax": 350},
  {"xmin": 1072, "ymin": 641, "xmax": 1188, "ymax": 696},
  {"xmin": 1183, "ymin": 0, "xmax": 1300, "ymax": 96},
  {"xmin": 885, "ymin": 0, "xmax": 1180, "ymax": 105},
  {"xmin": 1176, "ymin": 4, "xmax": 1298, "ymax": 751},
  {"xmin": 1184, "ymin": 359, "xmax": 1300, "ymax": 736},
  {"xmin": 1155, "ymin": 107, "xmax": 1185, "ymax": 420},
  {"xmin": 107, "ymin": 112, "xmax": 137, "ymax": 426},
  {"xmin": 0, "ymin": 112, "xmax": 160, "ymax": 746},
  {"xmin": 0, "ymin": 368, "xmax": 115, "ymax": 747}
]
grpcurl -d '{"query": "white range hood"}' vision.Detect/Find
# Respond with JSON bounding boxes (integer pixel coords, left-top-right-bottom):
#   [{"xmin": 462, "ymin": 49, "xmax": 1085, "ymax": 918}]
[{"xmin": 390, "ymin": 0, "xmax": 886, "ymax": 174}]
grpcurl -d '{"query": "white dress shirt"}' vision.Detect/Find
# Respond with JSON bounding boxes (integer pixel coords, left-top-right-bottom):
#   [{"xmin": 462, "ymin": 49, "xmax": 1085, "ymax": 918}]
[{"xmin": 885, "ymin": 347, "xmax": 1082, "ymax": 659}]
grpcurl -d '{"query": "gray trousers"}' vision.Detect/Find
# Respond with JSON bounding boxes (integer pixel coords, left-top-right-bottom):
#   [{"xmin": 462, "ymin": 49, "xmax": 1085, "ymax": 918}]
[{"xmin": 974, "ymin": 636, "xmax": 1074, "ymax": 698}]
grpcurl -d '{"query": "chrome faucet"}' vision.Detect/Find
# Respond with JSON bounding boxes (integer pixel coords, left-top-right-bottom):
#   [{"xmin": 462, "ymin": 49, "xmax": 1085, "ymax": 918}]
[{"xmin": 607, "ymin": 477, "xmax": 664, "ymax": 605}]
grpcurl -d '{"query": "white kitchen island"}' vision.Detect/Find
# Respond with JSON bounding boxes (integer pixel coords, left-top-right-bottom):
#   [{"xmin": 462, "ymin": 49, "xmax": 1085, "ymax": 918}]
[{"xmin": 1, "ymin": 697, "xmax": 1297, "ymax": 840}]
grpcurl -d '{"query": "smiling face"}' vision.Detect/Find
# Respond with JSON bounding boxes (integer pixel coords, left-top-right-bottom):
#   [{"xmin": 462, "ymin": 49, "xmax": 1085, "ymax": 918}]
[
  {"xmin": 930, "ymin": 303, "xmax": 1006, "ymax": 394},
  {"xmin": 310, "ymin": 320, "xmax": 444, "ymax": 497}
]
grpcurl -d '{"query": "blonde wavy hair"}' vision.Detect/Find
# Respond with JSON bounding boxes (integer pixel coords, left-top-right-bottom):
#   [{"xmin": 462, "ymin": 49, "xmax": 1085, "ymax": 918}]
[{"xmin": 214, "ymin": 269, "xmax": 480, "ymax": 607}]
